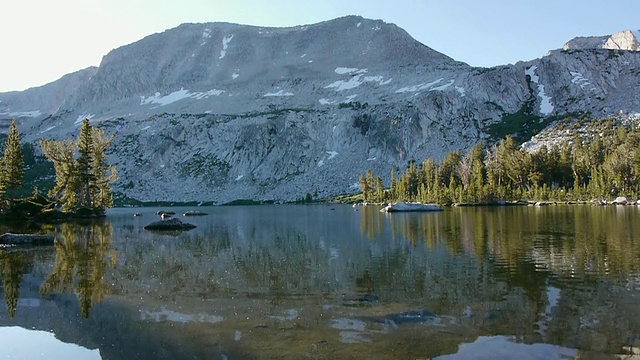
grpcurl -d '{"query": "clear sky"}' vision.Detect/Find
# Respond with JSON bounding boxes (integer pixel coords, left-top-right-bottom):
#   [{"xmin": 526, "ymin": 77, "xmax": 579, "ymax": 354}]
[{"xmin": 1, "ymin": 0, "xmax": 638, "ymax": 92}]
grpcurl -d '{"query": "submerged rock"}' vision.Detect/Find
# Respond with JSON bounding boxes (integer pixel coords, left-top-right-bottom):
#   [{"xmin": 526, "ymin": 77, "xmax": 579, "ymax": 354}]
[
  {"xmin": 380, "ymin": 202, "xmax": 443, "ymax": 212},
  {"xmin": 361, "ymin": 310, "xmax": 438, "ymax": 325},
  {"xmin": 144, "ymin": 218, "xmax": 196, "ymax": 231},
  {"xmin": 0, "ymin": 233, "xmax": 54, "ymax": 245}
]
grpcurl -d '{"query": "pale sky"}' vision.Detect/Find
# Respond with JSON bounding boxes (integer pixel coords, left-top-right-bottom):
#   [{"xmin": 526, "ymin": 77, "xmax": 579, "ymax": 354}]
[{"xmin": 1, "ymin": 0, "xmax": 638, "ymax": 92}]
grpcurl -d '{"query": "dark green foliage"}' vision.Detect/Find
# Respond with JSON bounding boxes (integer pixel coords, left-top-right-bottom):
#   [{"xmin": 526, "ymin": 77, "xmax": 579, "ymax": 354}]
[
  {"xmin": 179, "ymin": 153, "xmax": 230, "ymax": 185},
  {"xmin": 2, "ymin": 120, "xmax": 25, "ymax": 209},
  {"xmin": 40, "ymin": 119, "xmax": 116, "ymax": 215},
  {"xmin": 360, "ymin": 115, "xmax": 640, "ymax": 205}
]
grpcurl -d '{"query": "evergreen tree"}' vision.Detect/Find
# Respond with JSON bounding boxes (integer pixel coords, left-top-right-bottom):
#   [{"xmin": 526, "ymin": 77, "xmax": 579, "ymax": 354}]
[
  {"xmin": 88, "ymin": 125, "xmax": 116, "ymax": 211},
  {"xmin": 375, "ymin": 176, "xmax": 384, "ymax": 203},
  {"xmin": 359, "ymin": 174, "xmax": 370, "ymax": 202},
  {"xmin": 40, "ymin": 139, "xmax": 78, "ymax": 212},
  {"xmin": 76, "ymin": 119, "xmax": 95, "ymax": 209},
  {"xmin": 40, "ymin": 119, "xmax": 116, "ymax": 214},
  {"xmin": 2, "ymin": 120, "xmax": 25, "ymax": 210}
]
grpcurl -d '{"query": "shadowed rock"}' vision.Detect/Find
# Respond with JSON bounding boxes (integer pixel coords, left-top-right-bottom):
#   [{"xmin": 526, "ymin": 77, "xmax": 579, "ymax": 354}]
[
  {"xmin": 144, "ymin": 218, "xmax": 196, "ymax": 231},
  {"xmin": 0, "ymin": 233, "xmax": 55, "ymax": 245},
  {"xmin": 361, "ymin": 310, "xmax": 437, "ymax": 325}
]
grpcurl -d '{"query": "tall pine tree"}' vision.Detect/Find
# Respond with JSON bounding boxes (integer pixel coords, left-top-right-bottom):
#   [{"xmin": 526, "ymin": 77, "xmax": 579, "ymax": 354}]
[{"xmin": 2, "ymin": 120, "xmax": 24, "ymax": 210}]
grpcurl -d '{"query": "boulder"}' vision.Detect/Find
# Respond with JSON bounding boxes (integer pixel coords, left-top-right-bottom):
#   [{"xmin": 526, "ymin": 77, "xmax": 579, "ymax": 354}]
[
  {"xmin": 613, "ymin": 196, "xmax": 630, "ymax": 205},
  {"xmin": 380, "ymin": 202, "xmax": 443, "ymax": 212},
  {"xmin": 144, "ymin": 218, "xmax": 196, "ymax": 231},
  {"xmin": 183, "ymin": 210, "xmax": 208, "ymax": 216},
  {"xmin": 0, "ymin": 233, "xmax": 54, "ymax": 245}
]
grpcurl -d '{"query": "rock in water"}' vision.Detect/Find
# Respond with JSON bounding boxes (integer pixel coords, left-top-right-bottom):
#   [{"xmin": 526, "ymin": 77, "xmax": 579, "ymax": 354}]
[
  {"xmin": 144, "ymin": 218, "xmax": 196, "ymax": 231},
  {"xmin": 380, "ymin": 202, "xmax": 443, "ymax": 212},
  {"xmin": 0, "ymin": 233, "xmax": 55, "ymax": 245},
  {"xmin": 183, "ymin": 210, "xmax": 208, "ymax": 216}
]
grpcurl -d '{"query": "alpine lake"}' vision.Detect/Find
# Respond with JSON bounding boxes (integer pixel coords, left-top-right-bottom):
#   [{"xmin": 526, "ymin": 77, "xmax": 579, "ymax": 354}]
[{"xmin": 0, "ymin": 204, "xmax": 638, "ymax": 359}]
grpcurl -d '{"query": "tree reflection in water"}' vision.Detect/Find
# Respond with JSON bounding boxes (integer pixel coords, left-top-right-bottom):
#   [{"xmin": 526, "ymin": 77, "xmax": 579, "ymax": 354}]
[
  {"xmin": 40, "ymin": 222, "xmax": 117, "ymax": 318},
  {"xmin": 0, "ymin": 251, "xmax": 27, "ymax": 318}
]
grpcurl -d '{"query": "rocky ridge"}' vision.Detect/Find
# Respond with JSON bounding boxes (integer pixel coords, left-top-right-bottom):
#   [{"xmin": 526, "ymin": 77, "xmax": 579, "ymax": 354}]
[
  {"xmin": 1, "ymin": 16, "xmax": 640, "ymax": 203},
  {"xmin": 563, "ymin": 29, "xmax": 640, "ymax": 51}
]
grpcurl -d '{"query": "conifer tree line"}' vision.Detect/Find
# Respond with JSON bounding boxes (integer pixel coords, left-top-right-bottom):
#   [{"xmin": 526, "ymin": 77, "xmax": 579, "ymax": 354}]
[
  {"xmin": 0, "ymin": 118, "xmax": 116, "ymax": 215},
  {"xmin": 360, "ymin": 119, "xmax": 640, "ymax": 205}
]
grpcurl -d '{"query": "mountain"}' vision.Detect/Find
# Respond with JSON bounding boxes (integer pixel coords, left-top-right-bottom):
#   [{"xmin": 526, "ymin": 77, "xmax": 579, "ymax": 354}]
[{"xmin": 1, "ymin": 16, "xmax": 640, "ymax": 203}]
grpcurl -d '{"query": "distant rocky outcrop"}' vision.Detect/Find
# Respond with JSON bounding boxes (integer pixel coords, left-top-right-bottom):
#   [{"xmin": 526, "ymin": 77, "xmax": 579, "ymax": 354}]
[
  {"xmin": 564, "ymin": 30, "xmax": 640, "ymax": 51},
  {"xmin": 2, "ymin": 17, "xmax": 640, "ymax": 204}
]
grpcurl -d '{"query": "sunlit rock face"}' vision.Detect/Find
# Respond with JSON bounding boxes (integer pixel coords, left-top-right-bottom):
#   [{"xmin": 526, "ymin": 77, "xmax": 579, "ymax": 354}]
[
  {"xmin": 563, "ymin": 29, "xmax": 640, "ymax": 51},
  {"xmin": 2, "ymin": 17, "xmax": 640, "ymax": 202}
]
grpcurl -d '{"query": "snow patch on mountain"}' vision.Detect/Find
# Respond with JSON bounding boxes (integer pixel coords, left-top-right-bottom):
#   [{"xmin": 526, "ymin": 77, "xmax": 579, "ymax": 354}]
[
  {"xmin": 201, "ymin": 28, "xmax": 211, "ymax": 46},
  {"xmin": 431, "ymin": 79, "xmax": 455, "ymax": 91},
  {"xmin": 325, "ymin": 76, "xmax": 365, "ymax": 91},
  {"xmin": 219, "ymin": 34, "xmax": 234, "ymax": 59},
  {"xmin": 335, "ymin": 67, "xmax": 359, "ymax": 75},
  {"xmin": 75, "ymin": 113, "xmax": 94, "ymax": 125},
  {"xmin": 140, "ymin": 88, "xmax": 225, "ymax": 107},
  {"xmin": 326, "ymin": 68, "xmax": 391, "ymax": 91},
  {"xmin": 41, "ymin": 125, "xmax": 56, "ymax": 133},
  {"xmin": 264, "ymin": 90, "xmax": 294, "ymax": 97},
  {"xmin": 570, "ymin": 71, "xmax": 590, "ymax": 89},
  {"xmin": 525, "ymin": 66, "xmax": 554, "ymax": 115}
]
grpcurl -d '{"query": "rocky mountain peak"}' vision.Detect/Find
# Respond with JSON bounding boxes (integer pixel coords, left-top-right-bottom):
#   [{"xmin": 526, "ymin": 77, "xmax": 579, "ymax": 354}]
[
  {"xmin": 563, "ymin": 29, "xmax": 640, "ymax": 51},
  {"xmin": 74, "ymin": 16, "xmax": 456, "ymax": 114}
]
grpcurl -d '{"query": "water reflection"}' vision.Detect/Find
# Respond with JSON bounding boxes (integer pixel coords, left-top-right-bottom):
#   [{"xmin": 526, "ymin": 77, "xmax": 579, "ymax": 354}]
[
  {"xmin": 40, "ymin": 222, "xmax": 117, "ymax": 318},
  {"xmin": 0, "ymin": 326, "xmax": 100, "ymax": 359},
  {"xmin": 0, "ymin": 205, "xmax": 638, "ymax": 359},
  {"xmin": 0, "ymin": 251, "xmax": 28, "ymax": 317}
]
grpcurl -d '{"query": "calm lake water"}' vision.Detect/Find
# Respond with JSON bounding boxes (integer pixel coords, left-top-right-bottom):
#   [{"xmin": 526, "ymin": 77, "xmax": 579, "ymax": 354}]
[{"xmin": 0, "ymin": 204, "xmax": 639, "ymax": 359}]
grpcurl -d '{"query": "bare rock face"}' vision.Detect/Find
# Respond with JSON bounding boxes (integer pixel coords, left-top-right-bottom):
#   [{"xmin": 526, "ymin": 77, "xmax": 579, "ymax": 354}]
[
  {"xmin": 563, "ymin": 30, "xmax": 640, "ymax": 51},
  {"xmin": 2, "ymin": 17, "xmax": 640, "ymax": 203}
]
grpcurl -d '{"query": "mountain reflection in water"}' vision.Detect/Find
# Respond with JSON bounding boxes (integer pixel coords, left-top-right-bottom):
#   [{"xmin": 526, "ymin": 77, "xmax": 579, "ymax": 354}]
[{"xmin": 0, "ymin": 204, "xmax": 638, "ymax": 359}]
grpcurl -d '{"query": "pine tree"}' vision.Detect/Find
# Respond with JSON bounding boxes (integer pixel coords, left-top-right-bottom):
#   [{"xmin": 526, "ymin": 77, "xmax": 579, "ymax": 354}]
[
  {"xmin": 2, "ymin": 120, "xmax": 25, "ymax": 210},
  {"xmin": 87, "ymin": 125, "xmax": 116, "ymax": 212},
  {"xmin": 76, "ymin": 119, "xmax": 95, "ymax": 209},
  {"xmin": 40, "ymin": 139, "xmax": 77, "ymax": 212},
  {"xmin": 40, "ymin": 119, "xmax": 116, "ymax": 214},
  {"xmin": 359, "ymin": 174, "xmax": 369, "ymax": 202}
]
